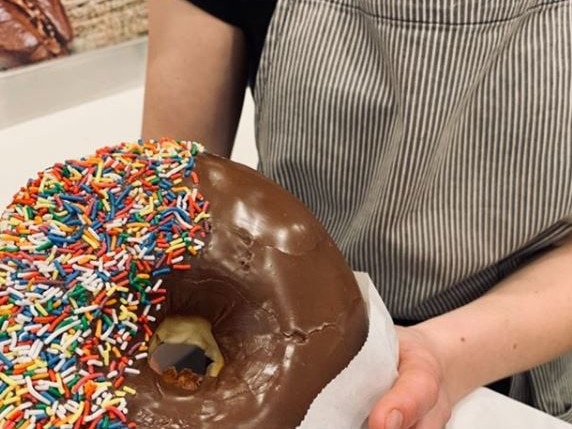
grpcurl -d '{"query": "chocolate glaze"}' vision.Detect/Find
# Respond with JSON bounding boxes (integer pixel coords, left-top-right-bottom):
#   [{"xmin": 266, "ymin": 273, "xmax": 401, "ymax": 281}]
[
  {"xmin": 0, "ymin": 0, "xmax": 72, "ymax": 69},
  {"xmin": 127, "ymin": 154, "xmax": 368, "ymax": 428}
]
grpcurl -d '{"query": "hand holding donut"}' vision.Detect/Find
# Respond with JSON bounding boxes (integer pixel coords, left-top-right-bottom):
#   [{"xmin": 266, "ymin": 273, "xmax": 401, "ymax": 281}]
[{"xmin": 368, "ymin": 326, "xmax": 452, "ymax": 429}]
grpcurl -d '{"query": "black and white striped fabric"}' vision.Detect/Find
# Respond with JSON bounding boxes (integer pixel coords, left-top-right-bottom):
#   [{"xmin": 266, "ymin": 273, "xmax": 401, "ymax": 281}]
[{"xmin": 254, "ymin": 0, "xmax": 572, "ymax": 421}]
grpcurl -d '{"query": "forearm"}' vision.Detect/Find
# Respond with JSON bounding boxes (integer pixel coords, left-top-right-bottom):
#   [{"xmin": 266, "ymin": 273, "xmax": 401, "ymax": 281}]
[
  {"xmin": 142, "ymin": 0, "xmax": 248, "ymax": 157},
  {"xmin": 416, "ymin": 240, "xmax": 572, "ymax": 402}
]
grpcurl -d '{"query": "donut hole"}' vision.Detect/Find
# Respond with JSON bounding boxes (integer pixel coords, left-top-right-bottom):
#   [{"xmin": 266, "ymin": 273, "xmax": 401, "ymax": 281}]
[
  {"xmin": 148, "ymin": 316, "xmax": 225, "ymax": 391},
  {"xmin": 152, "ymin": 275, "xmax": 285, "ymax": 397},
  {"xmin": 150, "ymin": 343, "xmax": 213, "ymax": 376}
]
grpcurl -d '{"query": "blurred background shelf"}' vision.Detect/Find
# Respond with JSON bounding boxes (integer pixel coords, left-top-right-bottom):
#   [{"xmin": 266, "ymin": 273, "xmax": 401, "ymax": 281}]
[{"xmin": 0, "ymin": 37, "xmax": 147, "ymax": 129}]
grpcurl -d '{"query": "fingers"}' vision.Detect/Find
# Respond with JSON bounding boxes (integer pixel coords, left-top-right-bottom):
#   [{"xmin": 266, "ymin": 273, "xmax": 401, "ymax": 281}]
[
  {"xmin": 412, "ymin": 387, "xmax": 452, "ymax": 429},
  {"xmin": 368, "ymin": 335, "xmax": 442, "ymax": 429},
  {"xmin": 368, "ymin": 364, "xmax": 439, "ymax": 428}
]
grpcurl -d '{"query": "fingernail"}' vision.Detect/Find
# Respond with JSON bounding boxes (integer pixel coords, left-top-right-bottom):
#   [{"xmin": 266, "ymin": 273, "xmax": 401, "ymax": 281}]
[{"xmin": 385, "ymin": 409, "xmax": 403, "ymax": 429}]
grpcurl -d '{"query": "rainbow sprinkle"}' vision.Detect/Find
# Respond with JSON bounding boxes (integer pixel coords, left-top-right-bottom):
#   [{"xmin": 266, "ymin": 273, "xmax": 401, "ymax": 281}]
[{"xmin": 0, "ymin": 139, "xmax": 210, "ymax": 428}]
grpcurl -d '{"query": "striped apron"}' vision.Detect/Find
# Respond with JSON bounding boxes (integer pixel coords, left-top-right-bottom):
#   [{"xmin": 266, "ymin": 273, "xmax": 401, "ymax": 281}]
[{"xmin": 253, "ymin": 0, "xmax": 572, "ymax": 421}]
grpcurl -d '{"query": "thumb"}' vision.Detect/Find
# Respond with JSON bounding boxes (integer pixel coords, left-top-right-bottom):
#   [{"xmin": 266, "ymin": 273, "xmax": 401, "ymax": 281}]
[{"xmin": 368, "ymin": 347, "xmax": 441, "ymax": 429}]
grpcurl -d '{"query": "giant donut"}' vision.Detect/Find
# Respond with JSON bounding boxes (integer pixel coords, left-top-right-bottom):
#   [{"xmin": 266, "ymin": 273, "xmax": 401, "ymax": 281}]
[{"xmin": 0, "ymin": 139, "xmax": 367, "ymax": 428}]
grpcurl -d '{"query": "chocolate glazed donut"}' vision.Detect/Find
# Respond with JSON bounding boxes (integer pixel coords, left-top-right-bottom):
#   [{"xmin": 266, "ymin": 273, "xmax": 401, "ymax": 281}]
[{"xmin": 128, "ymin": 153, "xmax": 368, "ymax": 428}]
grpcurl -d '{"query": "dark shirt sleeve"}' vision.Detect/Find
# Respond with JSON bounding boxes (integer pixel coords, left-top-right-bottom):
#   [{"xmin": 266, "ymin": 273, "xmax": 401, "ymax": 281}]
[
  {"xmin": 185, "ymin": 0, "xmax": 278, "ymax": 89},
  {"xmin": 187, "ymin": 0, "xmax": 241, "ymax": 27}
]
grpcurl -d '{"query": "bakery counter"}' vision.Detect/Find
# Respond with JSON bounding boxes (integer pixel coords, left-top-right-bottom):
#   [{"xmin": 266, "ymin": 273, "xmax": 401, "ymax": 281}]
[
  {"xmin": 0, "ymin": 38, "xmax": 147, "ymax": 129},
  {"xmin": 0, "ymin": 87, "xmax": 145, "ymax": 209},
  {"xmin": 0, "ymin": 85, "xmax": 570, "ymax": 428},
  {"xmin": 0, "ymin": 85, "xmax": 258, "ymax": 210}
]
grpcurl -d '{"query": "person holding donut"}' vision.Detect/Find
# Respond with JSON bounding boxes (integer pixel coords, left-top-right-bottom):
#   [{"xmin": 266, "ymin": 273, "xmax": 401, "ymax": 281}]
[{"xmin": 142, "ymin": 1, "xmax": 572, "ymax": 428}]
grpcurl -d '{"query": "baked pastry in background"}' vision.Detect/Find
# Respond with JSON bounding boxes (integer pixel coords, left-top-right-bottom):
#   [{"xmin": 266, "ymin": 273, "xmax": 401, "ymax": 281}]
[{"xmin": 0, "ymin": 0, "xmax": 73, "ymax": 69}]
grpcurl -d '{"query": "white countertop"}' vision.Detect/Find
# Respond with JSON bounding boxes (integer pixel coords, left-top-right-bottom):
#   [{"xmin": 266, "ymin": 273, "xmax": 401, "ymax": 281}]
[
  {"xmin": 0, "ymin": 39, "xmax": 147, "ymax": 128},
  {"xmin": 0, "ymin": 85, "xmax": 570, "ymax": 429},
  {"xmin": 0, "ymin": 85, "xmax": 258, "ymax": 209}
]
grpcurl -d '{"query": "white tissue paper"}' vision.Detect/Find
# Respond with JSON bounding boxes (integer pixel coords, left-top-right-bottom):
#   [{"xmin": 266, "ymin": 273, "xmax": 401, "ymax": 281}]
[{"xmin": 296, "ymin": 272, "xmax": 399, "ymax": 429}]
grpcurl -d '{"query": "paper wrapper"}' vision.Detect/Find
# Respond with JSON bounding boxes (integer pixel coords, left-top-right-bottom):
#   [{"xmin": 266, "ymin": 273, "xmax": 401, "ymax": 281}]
[{"xmin": 297, "ymin": 272, "xmax": 399, "ymax": 429}]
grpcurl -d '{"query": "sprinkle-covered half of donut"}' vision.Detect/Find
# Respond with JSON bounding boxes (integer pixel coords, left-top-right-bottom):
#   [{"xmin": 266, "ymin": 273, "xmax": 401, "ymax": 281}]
[{"xmin": 0, "ymin": 139, "xmax": 210, "ymax": 428}]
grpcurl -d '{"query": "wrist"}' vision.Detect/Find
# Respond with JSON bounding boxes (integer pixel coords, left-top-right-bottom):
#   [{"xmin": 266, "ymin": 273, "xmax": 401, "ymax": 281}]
[{"xmin": 411, "ymin": 321, "xmax": 478, "ymax": 405}]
